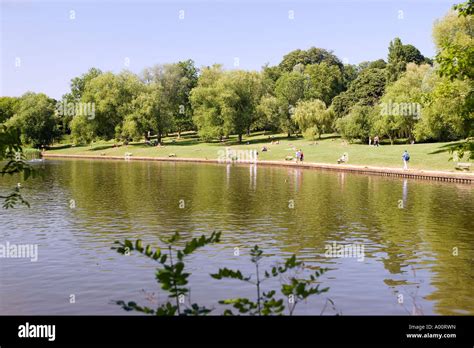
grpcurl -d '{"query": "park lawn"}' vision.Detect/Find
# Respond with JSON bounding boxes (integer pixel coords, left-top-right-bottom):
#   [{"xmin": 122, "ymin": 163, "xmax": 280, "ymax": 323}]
[{"xmin": 46, "ymin": 132, "xmax": 468, "ymax": 172}]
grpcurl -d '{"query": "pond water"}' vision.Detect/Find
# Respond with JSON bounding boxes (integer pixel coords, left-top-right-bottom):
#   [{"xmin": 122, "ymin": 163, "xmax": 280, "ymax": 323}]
[{"xmin": 0, "ymin": 159, "xmax": 472, "ymax": 315}]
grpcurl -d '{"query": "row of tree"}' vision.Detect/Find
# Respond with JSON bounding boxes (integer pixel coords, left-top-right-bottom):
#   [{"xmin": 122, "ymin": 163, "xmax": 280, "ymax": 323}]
[{"xmin": 0, "ymin": 4, "xmax": 472, "ymax": 148}]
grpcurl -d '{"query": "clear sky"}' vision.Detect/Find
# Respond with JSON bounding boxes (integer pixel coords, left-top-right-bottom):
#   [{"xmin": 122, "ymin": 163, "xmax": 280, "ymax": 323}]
[{"xmin": 1, "ymin": 0, "xmax": 457, "ymax": 99}]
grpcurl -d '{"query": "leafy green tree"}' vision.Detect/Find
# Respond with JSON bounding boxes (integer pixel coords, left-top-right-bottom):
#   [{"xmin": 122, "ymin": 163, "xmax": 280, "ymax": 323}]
[
  {"xmin": 336, "ymin": 104, "xmax": 378, "ymax": 142},
  {"xmin": 387, "ymin": 38, "xmax": 430, "ymax": 82},
  {"xmin": 274, "ymin": 71, "xmax": 309, "ymax": 137},
  {"xmin": 65, "ymin": 67, "xmax": 103, "ymax": 102},
  {"xmin": 434, "ymin": 8, "xmax": 474, "ymax": 80},
  {"xmin": 331, "ymin": 68, "xmax": 387, "ymax": 118},
  {"xmin": 434, "ymin": 1, "xmax": 474, "ymax": 159},
  {"xmin": 59, "ymin": 68, "xmax": 103, "ymax": 136},
  {"xmin": 6, "ymin": 92, "xmax": 59, "ymax": 147},
  {"xmin": 191, "ymin": 68, "xmax": 265, "ymax": 142},
  {"xmin": 0, "ymin": 125, "xmax": 36, "ymax": 208},
  {"xmin": 414, "ymin": 74, "xmax": 472, "ymax": 142},
  {"xmin": 143, "ymin": 61, "xmax": 198, "ymax": 138},
  {"xmin": 136, "ymin": 83, "xmax": 173, "ymax": 143},
  {"xmin": 342, "ymin": 64, "xmax": 359, "ymax": 89},
  {"xmin": 292, "ymin": 99, "xmax": 331, "ymax": 139},
  {"xmin": 304, "ymin": 63, "xmax": 345, "ymax": 106},
  {"xmin": 78, "ymin": 71, "xmax": 142, "ymax": 141},
  {"xmin": 261, "ymin": 63, "xmax": 282, "ymax": 94},
  {"xmin": 378, "ymin": 63, "xmax": 431, "ymax": 143},
  {"xmin": 358, "ymin": 59, "xmax": 387, "ymax": 71},
  {"xmin": 387, "ymin": 38, "xmax": 406, "ymax": 83},
  {"xmin": 0, "ymin": 97, "xmax": 20, "ymax": 123},
  {"xmin": 454, "ymin": 0, "xmax": 474, "ymax": 15},
  {"xmin": 70, "ymin": 114, "xmax": 95, "ymax": 145},
  {"xmin": 279, "ymin": 47, "xmax": 342, "ymax": 72},
  {"xmin": 256, "ymin": 95, "xmax": 281, "ymax": 131},
  {"xmin": 190, "ymin": 65, "xmax": 226, "ymax": 141},
  {"xmin": 218, "ymin": 70, "xmax": 265, "ymax": 142}
]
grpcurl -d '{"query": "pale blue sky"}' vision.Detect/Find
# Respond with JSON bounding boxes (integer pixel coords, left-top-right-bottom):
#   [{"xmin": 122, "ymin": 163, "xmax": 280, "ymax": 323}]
[{"xmin": 1, "ymin": 0, "xmax": 457, "ymax": 99}]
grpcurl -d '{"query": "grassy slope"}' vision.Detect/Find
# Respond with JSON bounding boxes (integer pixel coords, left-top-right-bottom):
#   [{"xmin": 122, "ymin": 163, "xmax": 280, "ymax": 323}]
[{"xmin": 45, "ymin": 132, "xmax": 469, "ymax": 172}]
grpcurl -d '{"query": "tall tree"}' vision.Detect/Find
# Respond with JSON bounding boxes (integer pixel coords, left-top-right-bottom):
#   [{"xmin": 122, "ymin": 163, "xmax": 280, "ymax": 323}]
[
  {"xmin": 387, "ymin": 38, "xmax": 429, "ymax": 82},
  {"xmin": 60, "ymin": 68, "xmax": 103, "ymax": 136},
  {"xmin": 6, "ymin": 92, "xmax": 59, "ymax": 147},
  {"xmin": 66, "ymin": 67, "xmax": 103, "ymax": 102},
  {"xmin": 304, "ymin": 62, "xmax": 345, "ymax": 106},
  {"xmin": 218, "ymin": 70, "xmax": 265, "ymax": 142},
  {"xmin": 378, "ymin": 63, "xmax": 431, "ymax": 143},
  {"xmin": 434, "ymin": 7, "xmax": 474, "ymax": 80},
  {"xmin": 143, "ymin": 61, "xmax": 198, "ymax": 138},
  {"xmin": 0, "ymin": 97, "xmax": 20, "ymax": 123},
  {"xmin": 292, "ymin": 99, "xmax": 332, "ymax": 139},
  {"xmin": 274, "ymin": 71, "xmax": 309, "ymax": 137},
  {"xmin": 414, "ymin": 73, "xmax": 472, "ymax": 142},
  {"xmin": 336, "ymin": 104, "xmax": 378, "ymax": 143},
  {"xmin": 279, "ymin": 47, "xmax": 342, "ymax": 72},
  {"xmin": 135, "ymin": 83, "xmax": 171, "ymax": 144},
  {"xmin": 331, "ymin": 68, "xmax": 387, "ymax": 118},
  {"xmin": 190, "ymin": 65, "xmax": 226, "ymax": 141},
  {"xmin": 78, "ymin": 71, "xmax": 142, "ymax": 141}
]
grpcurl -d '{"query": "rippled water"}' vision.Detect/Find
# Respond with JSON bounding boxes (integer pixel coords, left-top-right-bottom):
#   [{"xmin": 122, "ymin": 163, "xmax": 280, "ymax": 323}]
[{"xmin": 0, "ymin": 159, "xmax": 472, "ymax": 315}]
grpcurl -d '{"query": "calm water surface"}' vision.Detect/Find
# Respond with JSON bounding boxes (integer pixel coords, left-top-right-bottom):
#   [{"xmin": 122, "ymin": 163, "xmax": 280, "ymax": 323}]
[{"xmin": 0, "ymin": 159, "xmax": 472, "ymax": 315}]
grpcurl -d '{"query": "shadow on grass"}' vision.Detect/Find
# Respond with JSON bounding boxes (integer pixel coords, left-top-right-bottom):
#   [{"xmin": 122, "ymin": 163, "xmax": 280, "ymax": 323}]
[
  {"xmin": 428, "ymin": 140, "xmax": 465, "ymax": 155},
  {"xmin": 162, "ymin": 139, "xmax": 200, "ymax": 146},
  {"xmin": 47, "ymin": 144, "xmax": 73, "ymax": 150},
  {"xmin": 88, "ymin": 144, "xmax": 116, "ymax": 151}
]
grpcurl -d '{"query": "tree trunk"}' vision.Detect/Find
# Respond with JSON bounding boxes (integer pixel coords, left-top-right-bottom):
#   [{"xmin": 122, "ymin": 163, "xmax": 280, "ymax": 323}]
[
  {"xmin": 246, "ymin": 126, "xmax": 251, "ymax": 136},
  {"xmin": 238, "ymin": 133, "xmax": 242, "ymax": 143}
]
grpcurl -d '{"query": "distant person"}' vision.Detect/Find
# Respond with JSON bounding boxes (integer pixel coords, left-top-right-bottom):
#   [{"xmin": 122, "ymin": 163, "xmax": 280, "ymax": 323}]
[
  {"xmin": 296, "ymin": 150, "xmax": 301, "ymax": 162},
  {"xmin": 300, "ymin": 150, "xmax": 304, "ymax": 162},
  {"xmin": 369, "ymin": 137, "xmax": 372, "ymax": 146},
  {"xmin": 337, "ymin": 153, "xmax": 348, "ymax": 164},
  {"xmin": 374, "ymin": 136, "xmax": 379, "ymax": 147},
  {"xmin": 402, "ymin": 150, "xmax": 410, "ymax": 170}
]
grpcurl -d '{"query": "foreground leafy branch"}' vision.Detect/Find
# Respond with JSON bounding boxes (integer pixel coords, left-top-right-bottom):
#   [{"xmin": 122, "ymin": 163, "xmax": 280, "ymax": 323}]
[
  {"xmin": 112, "ymin": 231, "xmax": 221, "ymax": 315},
  {"xmin": 212, "ymin": 245, "xmax": 329, "ymax": 315},
  {"xmin": 113, "ymin": 237, "xmax": 332, "ymax": 316},
  {"xmin": 0, "ymin": 125, "xmax": 38, "ymax": 208}
]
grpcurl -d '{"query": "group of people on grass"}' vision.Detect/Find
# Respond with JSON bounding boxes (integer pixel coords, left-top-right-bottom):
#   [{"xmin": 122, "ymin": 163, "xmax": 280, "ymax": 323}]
[
  {"xmin": 271, "ymin": 136, "xmax": 411, "ymax": 170},
  {"xmin": 368, "ymin": 136, "xmax": 411, "ymax": 170},
  {"xmin": 368, "ymin": 136, "xmax": 380, "ymax": 147},
  {"xmin": 296, "ymin": 149, "xmax": 304, "ymax": 162}
]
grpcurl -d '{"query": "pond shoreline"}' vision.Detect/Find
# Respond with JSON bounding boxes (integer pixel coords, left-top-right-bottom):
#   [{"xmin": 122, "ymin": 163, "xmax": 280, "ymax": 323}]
[{"xmin": 42, "ymin": 152, "xmax": 474, "ymax": 184}]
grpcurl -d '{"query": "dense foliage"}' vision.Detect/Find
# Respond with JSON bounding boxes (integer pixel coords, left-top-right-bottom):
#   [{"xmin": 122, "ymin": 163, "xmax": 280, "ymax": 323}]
[{"xmin": 0, "ymin": 3, "xmax": 471, "ymax": 157}]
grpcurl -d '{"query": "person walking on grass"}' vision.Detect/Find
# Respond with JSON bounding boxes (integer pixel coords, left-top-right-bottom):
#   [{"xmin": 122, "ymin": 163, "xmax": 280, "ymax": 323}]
[
  {"xmin": 402, "ymin": 150, "xmax": 410, "ymax": 170},
  {"xmin": 374, "ymin": 135, "xmax": 379, "ymax": 147},
  {"xmin": 300, "ymin": 149, "xmax": 304, "ymax": 162}
]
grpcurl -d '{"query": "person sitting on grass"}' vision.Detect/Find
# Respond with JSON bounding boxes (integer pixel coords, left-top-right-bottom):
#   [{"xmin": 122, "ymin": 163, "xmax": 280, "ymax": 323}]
[{"xmin": 337, "ymin": 153, "xmax": 348, "ymax": 164}]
